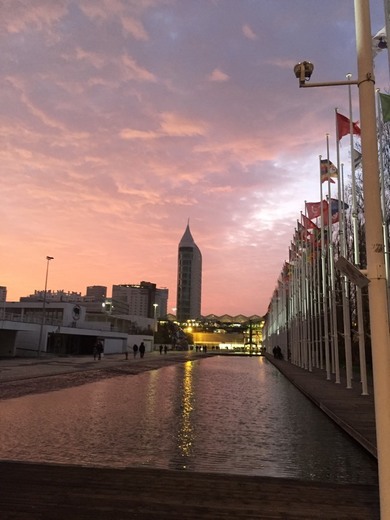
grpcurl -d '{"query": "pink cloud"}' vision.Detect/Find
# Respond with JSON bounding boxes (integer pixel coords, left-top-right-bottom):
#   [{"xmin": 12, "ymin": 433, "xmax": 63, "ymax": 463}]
[
  {"xmin": 208, "ymin": 68, "xmax": 230, "ymax": 82},
  {"xmin": 1, "ymin": 0, "xmax": 382, "ymax": 317}
]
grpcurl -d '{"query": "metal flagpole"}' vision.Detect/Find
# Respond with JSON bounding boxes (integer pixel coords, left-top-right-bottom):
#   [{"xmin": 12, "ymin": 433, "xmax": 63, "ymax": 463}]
[
  {"xmin": 326, "ymin": 135, "xmax": 341, "ymax": 383},
  {"xmin": 336, "ymin": 108, "xmax": 353, "ymax": 389},
  {"xmin": 348, "ymin": 79, "xmax": 368, "ymax": 396},
  {"xmin": 297, "ymin": 222, "xmax": 307, "ymax": 369},
  {"xmin": 308, "ymin": 217, "xmax": 319, "ymax": 368},
  {"xmin": 340, "ymin": 162, "xmax": 353, "ymax": 388},
  {"xmin": 310, "ymin": 230, "xmax": 319, "ymax": 368},
  {"xmin": 295, "ymin": 233, "xmax": 303, "ymax": 368},
  {"xmin": 315, "ymin": 231, "xmax": 324, "ymax": 369},
  {"xmin": 319, "ymin": 155, "xmax": 331, "ymax": 380},
  {"xmin": 301, "ymin": 215, "xmax": 313, "ymax": 372},
  {"xmin": 291, "ymin": 235, "xmax": 299, "ymax": 366},
  {"xmin": 301, "ymin": 234, "xmax": 309, "ymax": 370}
]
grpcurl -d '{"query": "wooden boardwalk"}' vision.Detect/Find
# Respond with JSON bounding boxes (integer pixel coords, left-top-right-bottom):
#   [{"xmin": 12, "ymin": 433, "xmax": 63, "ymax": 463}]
[{"xmin": 0, "ymin": 352, "xmax": 380, "ymax": 519}]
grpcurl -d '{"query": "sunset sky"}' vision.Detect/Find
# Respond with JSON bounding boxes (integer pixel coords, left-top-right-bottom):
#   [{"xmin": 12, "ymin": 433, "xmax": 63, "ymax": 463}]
[{"xmin": 1, "ymin": 0, "xmax": 389, "ymax": 316}]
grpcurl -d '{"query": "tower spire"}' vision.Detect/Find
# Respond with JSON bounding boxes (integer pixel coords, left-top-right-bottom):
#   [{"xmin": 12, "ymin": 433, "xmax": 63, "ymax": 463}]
[{"xmin": 176, "ymin": 222, "xmax": 202, "ymax": 321}]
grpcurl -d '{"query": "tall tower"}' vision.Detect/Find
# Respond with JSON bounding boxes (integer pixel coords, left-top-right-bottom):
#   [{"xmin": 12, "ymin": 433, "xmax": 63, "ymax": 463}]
[{"xmin": 176, "ymin": 222, "xmax": 202, "ymax": 322}]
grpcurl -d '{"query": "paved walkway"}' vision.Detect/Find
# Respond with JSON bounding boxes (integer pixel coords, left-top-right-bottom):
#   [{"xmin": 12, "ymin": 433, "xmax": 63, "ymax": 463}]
[
  {"xmin": 0, "ymin": 350, "xmax": 198, "ymax": 382},
  {"xmin": 0, "ymin": 351, "xmax": 380, "ymax": 519},
  {"xmin": 0, "ymin": 350, "xmax": 209, "ymax": 400},
  {"xmin": 0, "ymin": 351, "xmax": 206, "ymax": 383},
  {"xmin": 264, "ymin": 354, "xmax": 377, "ymax": 458}
]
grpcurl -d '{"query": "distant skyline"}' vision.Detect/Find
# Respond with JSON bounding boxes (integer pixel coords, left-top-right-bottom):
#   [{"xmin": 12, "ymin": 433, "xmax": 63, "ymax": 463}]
[{"xmin": 1, "ymin": 1, "xmax": 389, "ymax": 316}]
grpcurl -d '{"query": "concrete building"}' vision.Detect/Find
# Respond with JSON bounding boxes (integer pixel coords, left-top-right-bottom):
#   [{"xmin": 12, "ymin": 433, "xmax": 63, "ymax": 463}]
[
  {"xmin": 155, "ymin": 287, "xmax": 168, "ymax": 318},
  {"xmin": 0, "ymin": 286, "xmax": 7, "ymax": 302},
  {"xmin": 0, "ymin": 301, "xmax": 153, "ymax": 357},
  {"xmin": 176, "ymin": 222, "xmax": 202, "ymax": 321},
  {"xmin": 112, "ymin": 282, "xmax": 168, "ymax": 319},
  {"xmin": 20, "ymin": 290, "xmax": 83, "ymax": 303},
  {"xmin": 86, "ymin": 285, "xmax": 107, "ymax": 301},
  {"xmin": 83, "ymin": 286, "xmax": 108, "ymax": 314}
]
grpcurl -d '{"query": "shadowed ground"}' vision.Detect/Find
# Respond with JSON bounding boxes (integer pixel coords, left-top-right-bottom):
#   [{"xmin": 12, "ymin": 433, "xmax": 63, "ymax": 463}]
[{"xmin": 0, "ymin": 461, "xmax": 380, "ymax": 520}]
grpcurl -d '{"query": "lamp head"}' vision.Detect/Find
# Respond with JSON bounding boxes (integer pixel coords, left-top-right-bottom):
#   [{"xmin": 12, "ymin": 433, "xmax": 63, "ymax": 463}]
[
  {"xmin": 293, "ymin": 61, "xmax": 314, "ymax": 86},
  {"xmin": 46, "ymin": 256, "xmax": 54, "ymax": 261}
]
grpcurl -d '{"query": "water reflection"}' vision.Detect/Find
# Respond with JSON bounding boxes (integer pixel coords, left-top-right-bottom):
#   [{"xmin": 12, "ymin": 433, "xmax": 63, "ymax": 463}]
[
  {"xmin": 177, "ymin": 361, "xmax": 195, "ymax": 463},
  {"xmin": 0, "ymin": 357, "xmax": 378, "ymax": 484}
]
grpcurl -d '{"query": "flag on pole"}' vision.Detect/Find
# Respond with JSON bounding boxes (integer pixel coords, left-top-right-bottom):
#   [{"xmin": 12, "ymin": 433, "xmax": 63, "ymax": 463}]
[
  {"xmin": 323, "ymin": 198, "xmax": 349, "ymax": 226},
  {"xmin": 353, "ymin": 148, "xmax": 362, "ymax": 169},
  {"xmin": 322, "ymin": 208, "xmax": 340, "ymax": 226},
  {"xmin": 282, "ymin": 262, "xmax": 292, "ymax": 283},
  {"xmin": 379, "ymin": 93, "xmax": 390, "ymax": 123},
  {"xmin": 336, "ymin": 112, "xmax": 361, "ymax": 140},
  {"xmin": 302, "ymin": 213, "xmax": 320, "ymax": 231},
  {"xmin": 320, "ymin": 159, "xmax": 338, "ymax": 183},
  {"xmin": 309, "ymin": 227, "xmax": 323, "ymax": 247},
  {"xmin": 306, "ymin": 200, "xmax": 328, "ymax": 219},
  {"xmin": 297, "ymin": 221, "xmax": 310, "ymax": 241},
  {"xmin": 289, "ymin": 246, "xmax": 296, "ymax": 262},
  {"xmin": 372, "ymin": 26, "xmax": 387, "ymax": 57},
  {"xmin": 329, "ymin": 198, "xmax": 349, "ymax": 213}
]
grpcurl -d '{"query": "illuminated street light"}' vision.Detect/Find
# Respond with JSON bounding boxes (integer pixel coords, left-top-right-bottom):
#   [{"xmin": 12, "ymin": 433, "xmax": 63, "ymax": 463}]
[
  {"xmin": 37, "ymin": 256, "xmax": 54, "ymax": 357},
  {"xmin": 153, "ymin": 303, "xmax": 158, "ymax": 333},
  {"xmin": 294, "ymin": 2, "xmax": 390, "ymax": 515}
]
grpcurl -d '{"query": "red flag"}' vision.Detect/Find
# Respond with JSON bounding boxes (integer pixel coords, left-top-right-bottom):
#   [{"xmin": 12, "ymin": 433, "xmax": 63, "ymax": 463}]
[
  {"xmin": 336, "ymin": 112, "xmax": 361, "ymax": 140},
  {"xmin": 306, "ymin": 201, "xmax": 328, "ymax": 219},
  {"xmin": 302, "ymin": 213, "xmax": 320, "ymax": 230},
  {"xmin": 297, "ymin": 221, "xmax": 310, "ymax": 241}
]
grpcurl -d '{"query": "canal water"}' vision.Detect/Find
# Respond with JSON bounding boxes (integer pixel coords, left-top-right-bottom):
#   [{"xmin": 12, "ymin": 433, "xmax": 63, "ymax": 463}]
[{"xmin": 0, "ymin": 356, "xmax": 378, "ymax": 484}]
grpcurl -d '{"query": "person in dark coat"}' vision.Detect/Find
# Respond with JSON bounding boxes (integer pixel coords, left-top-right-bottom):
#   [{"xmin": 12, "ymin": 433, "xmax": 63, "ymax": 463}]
[
  {"xmin": 133, "ymin": 344, "xmax": 138, "ymax": 358},
  {"xmin": 139, "ymin": 342, "xmax": 145, "ymax": 358},
  {"xmin": 96, "ymin": 341, "xmax": 104, "ymax": 360}
]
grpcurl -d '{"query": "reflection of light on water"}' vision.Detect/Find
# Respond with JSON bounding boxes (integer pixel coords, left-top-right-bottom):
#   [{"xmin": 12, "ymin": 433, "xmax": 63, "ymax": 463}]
[
  {"xmin": 0, "ymin": 358, "xmax": 378, "ymax": 484},
  {"xmin": 177, "ymin": 361, "xmax": 194, "ymax": 461},
  {"xmin": 256, "ymin": 356, "xmax": 266, "ymax": 382},
  {"xmin": 145, "ymin": 369, "xmax": 158, "ymax": 413}
]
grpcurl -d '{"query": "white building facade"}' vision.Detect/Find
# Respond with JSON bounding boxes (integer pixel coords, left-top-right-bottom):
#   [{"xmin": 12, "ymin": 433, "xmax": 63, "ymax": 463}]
[{"xmin": 0, "ymin": 302, "xmax": 153, "ymax": 357}]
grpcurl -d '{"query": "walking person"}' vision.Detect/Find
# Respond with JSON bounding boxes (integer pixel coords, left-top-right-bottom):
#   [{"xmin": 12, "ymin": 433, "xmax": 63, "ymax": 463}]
[
  {"xmin": 164, "ymin": 345, "xmax": 168, "ymax": 355},
  {"xmin": 139, "ymin": 342, "xmax": 145, "ymax": 359},
  {"xmin": 97, "ymin": 340, "xmax": 104, "ymax": 360},
  {"xmin": 133, "ymin": 344, "xmax": 138, "ymax": 358},
  {"xmin": 159, "ymin": 344, "xmax": 163, "ymax": 355}
]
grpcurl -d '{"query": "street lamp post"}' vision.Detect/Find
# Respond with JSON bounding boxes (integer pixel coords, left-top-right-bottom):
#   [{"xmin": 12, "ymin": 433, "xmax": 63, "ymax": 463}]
[
  {"xmin": 153, "ymin": 303, "xmax": 158, "ymax": 333},
  {"xmin": 37, "ymin": 256, "xmax": 54, "ymax": 357},
  {"xmin": 294, "ymin": 2, "xmax": 390, "ymax": 515}
]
